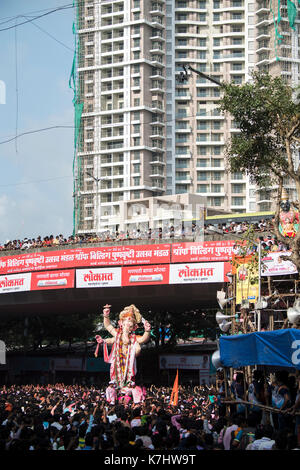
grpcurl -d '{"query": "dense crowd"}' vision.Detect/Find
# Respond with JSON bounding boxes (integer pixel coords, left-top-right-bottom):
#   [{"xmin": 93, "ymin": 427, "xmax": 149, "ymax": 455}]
[
  {"xmin": 0, "ymin": 368, "xmax": 299, "ymax": 451},
  {"xmin": 207, "ymin": 218, "xmax": 275, "ymax": 235},
  {"xmin": 0, "ymin": 219, "xmax": 274, "ymax": 253}
]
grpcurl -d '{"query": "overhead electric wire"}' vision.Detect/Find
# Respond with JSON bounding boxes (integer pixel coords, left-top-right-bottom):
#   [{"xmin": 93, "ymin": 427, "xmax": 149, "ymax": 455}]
[
  {"xmin": 0, "ymin": 4, "xmax": 73, "ymax": 32},
  {"xmin": 21, "ymin": 14, "xmax": 74, "ymax": 52},
  {"xmin": 15, "ymin": 19, "xmax": 19, "ymax": 154},
  {"xmin": 0, "ymin": 3, "xmax": 73, "ymax": 24},
  {"xmin": 0, "ymin": 102, "xmax": 224, "ymax": 146},
  {"xmin": 0, "ymin": 175, "xmax": 73, "ymax": 189},
  {"xmin": 0, "ymin": 126, "xmax": 74, "ymax": 145}
]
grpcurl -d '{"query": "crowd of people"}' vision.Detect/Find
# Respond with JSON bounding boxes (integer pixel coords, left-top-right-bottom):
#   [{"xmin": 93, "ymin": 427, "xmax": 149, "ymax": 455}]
[
  {"xmin": 207, "ymin": 218, "xmax": 275, "ymax": 235},
  {"xmin": 0, "ymin": 219, "xmax": 275, "ymax": 253},
  {"xmin": 0, "ymin": 368, "xmax": 299, "ymax": 451}
]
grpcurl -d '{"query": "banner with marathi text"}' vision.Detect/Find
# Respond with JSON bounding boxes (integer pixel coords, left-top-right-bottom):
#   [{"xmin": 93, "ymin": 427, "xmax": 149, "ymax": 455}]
[{"xmin": 235, "ymin": 256, "xmax": 259, "ymax": 305}]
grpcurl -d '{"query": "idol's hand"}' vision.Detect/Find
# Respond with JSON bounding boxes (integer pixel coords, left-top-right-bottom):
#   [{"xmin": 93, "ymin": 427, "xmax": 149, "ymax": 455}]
[
  {"xmin": 103, "ymin": 304, "xmax": 111, "ymax": 317},
  {"xmin": 95, "ymin": 335, "xmax": 103, "ymax": 344},
  {"xmin": 144, "ymin": 321, "xmax": 151, "ymax": 332}
]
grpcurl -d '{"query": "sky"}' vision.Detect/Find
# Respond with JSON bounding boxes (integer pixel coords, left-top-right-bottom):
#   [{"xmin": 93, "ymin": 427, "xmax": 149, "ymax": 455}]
[{"xmin": 0, "ymin": 0, "xmax": 75, "ymax": 243}]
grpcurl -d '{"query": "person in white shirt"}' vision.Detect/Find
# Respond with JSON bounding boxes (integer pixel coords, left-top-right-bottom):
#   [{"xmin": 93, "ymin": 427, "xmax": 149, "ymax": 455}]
[{"xmin": 246, "ymin": 424, "xmax": 275, "ymax": 450}]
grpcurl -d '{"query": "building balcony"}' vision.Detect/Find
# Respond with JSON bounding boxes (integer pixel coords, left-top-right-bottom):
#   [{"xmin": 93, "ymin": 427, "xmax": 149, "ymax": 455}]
[
  {"xmin": 175, "ymin": 152, "xmax": 192, "ymax": 159},
  {"xmin": 150, "ymin": 34, "xmax": 165, "ymax": 41},
  {"xmin": 150, "ymin": 172, "xmax": 165, "ymax": 178},
  {"xmin": 150, "ymin": 158, "xmax": 165, "ymax": 165},
  {"xmin": 175, "ymin": 93, "xmax": 192, "ymax": 100},
  {"xmin": 150, "ymin": 133, "xmax": 165, "ymax": 139}
]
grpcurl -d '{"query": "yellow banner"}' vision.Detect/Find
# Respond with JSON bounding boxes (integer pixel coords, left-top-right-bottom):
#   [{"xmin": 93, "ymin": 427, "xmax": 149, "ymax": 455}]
[{"xmin": 236, "ymin": 260, "xmax": 259, "ymax": 305}]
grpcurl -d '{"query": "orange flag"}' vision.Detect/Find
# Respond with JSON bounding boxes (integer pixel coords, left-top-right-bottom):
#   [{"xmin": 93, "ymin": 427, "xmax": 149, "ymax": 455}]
[{"xmin": 170, "ymin": 369, "xmax": 179, "ymax": 406}]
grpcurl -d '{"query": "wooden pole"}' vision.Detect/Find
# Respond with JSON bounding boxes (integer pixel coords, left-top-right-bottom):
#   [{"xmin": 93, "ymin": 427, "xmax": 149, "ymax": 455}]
[
  {"xmin": 223, "ymin": 367, "xmax": 231, "ymax": 417},
  {"xmin": 221, "ymin": 399, "xmax": 300, "ymax": 415},
  {"xmin": 243, "ymin": 367, "xmax": 248, "ymax": 418}
]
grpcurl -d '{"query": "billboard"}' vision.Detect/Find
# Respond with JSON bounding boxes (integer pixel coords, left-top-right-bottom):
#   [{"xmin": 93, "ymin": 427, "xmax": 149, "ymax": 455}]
[
  {"xmin": 159, "ymin": 354, "xmax": 210, "ymax": 370},
  {"xmin": 262, "ymin": 251, "xmax": 297, "ymax": 276},
  {"xmin": 169, "ymin": 262, "xmax": 226, "ymax": 285},
  {"xmin": 171, "ymin": 240, "xmax": 235, "ymax": 263},
  {"xmin": 0, "ymin": 272, "xmax": 31, "ymax": 294},
  {"xmin": 235, "ymin": 257, "xmax": 259, "ymax": 305},
  {"xmin": 0, "ymin": 244, "xmax": 171, "ymax": 275},
  {"xmin": 31, "ymin": 270, "xmax": 75, "ymax": 290},
  {"xmin": 122, "ymin": 264, "xmax": 169, "ymax": 286},
  {"xmin": 0, "ymin": 270, "xmax": 74, "ymax": 294},
  {"xmin": 76, "ymin": 267, "xmax": 122, "ymax": 288}
]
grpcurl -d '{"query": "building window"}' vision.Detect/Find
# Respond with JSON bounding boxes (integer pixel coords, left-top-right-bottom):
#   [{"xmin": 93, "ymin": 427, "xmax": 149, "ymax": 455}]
[
  {"xmin": 212, "ymin": 184, "xmax": 222, "ymax": 193},
  {"xmin": 197, "ymin": 121, "xmax": 208, "ymax": 130},
  {"xmin": 197, "ymin": 146, "xmax": 207, "ymax": 155},
  {"xmin": 198, "ymin": 51, "xmax": 206, "ymax": 59},
  {"xmin": 232, "ymin": 184, "xmax": 244, "ymax": 193},
  {"xmin": 197, "ymin": 184, "xmax": 208, "ymax": 193},
  {"xmin": 232, "ymin": 172, "xmax": 243, "ymax": 180},
  {"xmin": 212, "ymin": 159, "xmax": 221, "ymax": 167},
  {"xmin": 211, "ymin": 197, "xmax": 222, "ymax": 206},
  {"xmin": 232, "ymin": 197, "xmax": 244, "ymax": 205},
  {"xmin": 197, "ymin": 159, "xmax": 208, "ymax": 167},
  {"xmin": 197, "ymin": 172, "xmax": 208, "ymax": 181}
]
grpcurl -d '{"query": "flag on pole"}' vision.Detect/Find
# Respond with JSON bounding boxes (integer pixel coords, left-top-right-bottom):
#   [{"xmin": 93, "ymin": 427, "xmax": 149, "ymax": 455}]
[{"xmin": 170, "ymin": 369, "xmax": 179, "ymax": 406}]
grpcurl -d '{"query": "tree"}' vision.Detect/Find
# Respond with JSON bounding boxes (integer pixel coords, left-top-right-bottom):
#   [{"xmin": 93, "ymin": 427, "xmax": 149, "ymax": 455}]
[
  {"xmin": 0, "ymin": 312, "xmax": 99, "ymax": 352},
  {"xmin": 220, "ymin": 71, "xmax": 300, "ymax": 270}
]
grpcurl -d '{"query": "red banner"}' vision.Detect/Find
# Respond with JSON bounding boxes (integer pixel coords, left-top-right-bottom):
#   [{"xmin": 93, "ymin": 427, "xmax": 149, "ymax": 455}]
[
  {"xmin": 30, "ymin": 270, "xmax": 75, "ymax": 291},
  {"xmin": 0, "ymin": 244, "xmax": 171, "ymax": 275},
  {"xmin": 122, "ymin": 264, "xmax": 169, "ymax": 287},
  {"xmin": 171, "ymin": 241, "xmax": 236, "ymax": 263}
]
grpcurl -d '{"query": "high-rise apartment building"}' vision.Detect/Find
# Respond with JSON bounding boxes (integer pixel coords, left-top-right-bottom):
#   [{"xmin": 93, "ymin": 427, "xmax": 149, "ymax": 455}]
[{"xmin": 73, "ymin": 0, "xmax": 300, "ymax": 234}]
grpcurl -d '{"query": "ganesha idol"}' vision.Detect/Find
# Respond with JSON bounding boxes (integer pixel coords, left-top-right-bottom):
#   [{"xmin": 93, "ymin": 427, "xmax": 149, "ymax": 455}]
[
  {"xmin": 94, "ymin": 304, "xmax": 151, "ymax": 395},
  {"xmin": 279, "ymin": 188, "xmax": 299, "ymax": 238}
]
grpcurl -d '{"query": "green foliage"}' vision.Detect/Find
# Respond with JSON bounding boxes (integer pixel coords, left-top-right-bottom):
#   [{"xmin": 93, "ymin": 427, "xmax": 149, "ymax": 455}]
[
  {"xmin": 220, "ymin": 71, "xmax": 300, "ymax": 187},
  {"xmin": 147, "ymin": 310, "xmax": 217, "ymax": 347},
  {"xmin": 0, "ymin": 312, "xmax": 99, "ymax": 351}
]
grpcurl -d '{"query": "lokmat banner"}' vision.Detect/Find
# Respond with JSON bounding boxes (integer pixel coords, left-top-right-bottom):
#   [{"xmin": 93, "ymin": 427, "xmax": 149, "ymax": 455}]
[
  {"xmin": 122, "ymin": 264, "xmax": 169, "ymax": 286},
  {"xmin": 76, "ymin": 267, "xmax": 122, "ymax": 288},
  {"xmin": 0, "ymin": 244, "xmax": 171, "ymax": 275},
  {"xmin": 0, "ymin": 272, "xmax": 31, "ymax": 294},
  {"xmin": 262, "ymin": 251, "xmax": 297, "ymax": 276},
  {"xmin": 169, "ymin": 262, "xmax": 226, "ymax": 284},
  {"xmin": 31, "ymin": 270, "xmax": 75, "ymax": 290},
  {"xmin": 171, "ymin": 240, "xmax": 236, "ymax": 263},
  {"xmin": 0, "ymin": 270, "xmax": 75, "ymax": 294}
]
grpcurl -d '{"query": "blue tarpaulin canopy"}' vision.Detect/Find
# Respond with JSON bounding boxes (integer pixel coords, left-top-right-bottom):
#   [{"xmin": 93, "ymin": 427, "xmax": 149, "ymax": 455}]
[{"xmin": 219, "ymin": 328, "xmax": 300, "ymax": 369}]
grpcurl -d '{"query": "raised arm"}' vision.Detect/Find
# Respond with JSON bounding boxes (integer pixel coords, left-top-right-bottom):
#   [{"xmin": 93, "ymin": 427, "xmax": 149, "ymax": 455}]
[
  {"xmin": 136, "ymin": 320, "xmax": 151, "ymax": 344},
  {"xmin": 103, "ymin": 304, "xmax": 117, "ymax": 338}
]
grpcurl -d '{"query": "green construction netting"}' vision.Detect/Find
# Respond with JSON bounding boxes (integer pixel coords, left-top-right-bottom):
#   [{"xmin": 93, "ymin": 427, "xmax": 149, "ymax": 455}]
[
  {"xmin": 270, "ymin": 0, "xmax": 299, "ymax": 61},
  {"xmin": 69, "ymin": 1, "xmax": 83, "ymax": 235}
]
